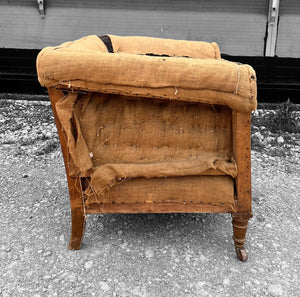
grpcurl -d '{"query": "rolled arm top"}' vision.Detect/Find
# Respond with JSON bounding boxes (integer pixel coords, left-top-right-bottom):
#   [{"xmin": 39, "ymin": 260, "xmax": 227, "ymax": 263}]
[{"xmin": 37, "ymin": 35, "xmax": 257, "ymax": 112}]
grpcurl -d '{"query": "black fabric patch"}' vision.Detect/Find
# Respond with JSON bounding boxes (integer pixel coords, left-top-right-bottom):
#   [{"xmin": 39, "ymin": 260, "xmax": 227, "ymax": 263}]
[
  {"xmin": 145, "ymin": 53, "xmax": 170, "ymax": 57},
  {"xmin": 145, "ymin": 53, "xmax": 190, "ymax": 58},
  {"xmin": 98, "ymin": 35, "xmax": 114, "ymax": 53}
]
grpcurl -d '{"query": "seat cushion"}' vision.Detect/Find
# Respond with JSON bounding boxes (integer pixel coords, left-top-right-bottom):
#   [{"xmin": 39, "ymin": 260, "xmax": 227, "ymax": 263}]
[{"xmin": 84, "ymin": 175, "xmax": 236, "ymax": 212}]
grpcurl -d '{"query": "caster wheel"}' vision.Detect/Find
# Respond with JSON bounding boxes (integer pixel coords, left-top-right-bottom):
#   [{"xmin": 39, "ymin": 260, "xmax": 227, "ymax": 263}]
[{"xmin": 236, "ymin": 247, "xmax": 248, "ymax": 262}]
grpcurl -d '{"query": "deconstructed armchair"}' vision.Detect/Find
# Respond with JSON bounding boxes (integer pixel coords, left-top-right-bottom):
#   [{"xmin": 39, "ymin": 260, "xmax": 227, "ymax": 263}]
[{"xmin": 37, "ymin": 35, "xmax": 257, "ymax": 261}]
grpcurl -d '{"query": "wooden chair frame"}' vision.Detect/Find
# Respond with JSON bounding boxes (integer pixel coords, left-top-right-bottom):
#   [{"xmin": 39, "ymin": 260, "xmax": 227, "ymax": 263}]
[{"xmin": 48, "ymin": 87, "xmax": 252, "ymax": 262}]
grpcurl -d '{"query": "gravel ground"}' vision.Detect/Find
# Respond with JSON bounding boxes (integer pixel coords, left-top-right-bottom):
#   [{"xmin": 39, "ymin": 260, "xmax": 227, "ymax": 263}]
[{"xmin": 0, "ymin": 95, "xmax": 299, "ymax": 297}]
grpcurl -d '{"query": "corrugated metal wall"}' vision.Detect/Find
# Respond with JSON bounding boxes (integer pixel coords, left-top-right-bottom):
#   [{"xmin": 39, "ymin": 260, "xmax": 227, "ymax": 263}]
[
  {"xmin": 1, "ymin": 0, "xmax": 299, "ymax": 57},
  {"xmin": 1, "ymin": 0, "xmax": 268, "ymax": 56},
  {"xmin": 276, "ymin": 0, "xmax": 300, "ymax": 58}
]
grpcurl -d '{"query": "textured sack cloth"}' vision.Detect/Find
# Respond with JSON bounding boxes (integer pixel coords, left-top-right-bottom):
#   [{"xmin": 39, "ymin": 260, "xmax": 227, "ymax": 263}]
[
  {"xmin": 55, "ymin": 92, "xmax": 237, "ymax": 199},
  {"xmin": 105, "ymin": 34, "xmax": 221, "ymax": 58},
  {"xmin": 84, "ymin": 175, "xmax": 236, "ymax": 211},
  {"xmin": 37, "ymin": 35, "xmax": 257, "ymax": 112}
]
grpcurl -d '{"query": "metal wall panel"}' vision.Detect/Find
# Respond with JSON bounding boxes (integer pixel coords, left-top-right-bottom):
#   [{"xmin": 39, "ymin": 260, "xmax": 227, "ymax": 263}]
[
  {"xmin": 276, "ymin": 0, "xmax": 300, "ymax": 58},
  {"xmin": 0, "ymin": 0, "xmax": 268, "ymax": 56}
]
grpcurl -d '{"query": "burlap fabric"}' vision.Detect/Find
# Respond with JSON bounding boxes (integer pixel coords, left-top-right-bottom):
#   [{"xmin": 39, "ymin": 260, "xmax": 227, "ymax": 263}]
[
  {"xmin": 37, "ymin": 35, "xmax": 257, "ymax": 112},
  {"xmin": 55, "ymin": 92, "xmax": 237, "ymax": 200},
  {"xmin": 84, "ymin": 176, "xmax": 235, "ymax": 209},
  {"xmin": 36, "ymin": 35, "xmax": 257, "ymax": 209}
]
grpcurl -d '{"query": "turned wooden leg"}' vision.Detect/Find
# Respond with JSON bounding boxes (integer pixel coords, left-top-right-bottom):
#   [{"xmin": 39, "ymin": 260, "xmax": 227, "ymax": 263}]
[
  {"xmin": 232, "ymin": 213, "xmax": 252, "ymax": 262},
  {"xmin": 232, "ymin": 112, "xmax": 253, "ymax": 261}
]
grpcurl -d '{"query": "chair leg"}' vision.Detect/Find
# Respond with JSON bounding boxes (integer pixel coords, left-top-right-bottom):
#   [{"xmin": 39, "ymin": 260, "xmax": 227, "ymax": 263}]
[
  {"xmin": 68, "ymin": 206, "xmax": 86, "ymax": 250},
  {"xmin": 67, "ymin": 177, "xmax": 86, "ymax": 250},
  {"xmin": 231, "ymin": 213, "xmax": 252, "ymax": 262},
  {"xmin": 47, "ymin": 88, "xmax": 86, "ymax": 249}
]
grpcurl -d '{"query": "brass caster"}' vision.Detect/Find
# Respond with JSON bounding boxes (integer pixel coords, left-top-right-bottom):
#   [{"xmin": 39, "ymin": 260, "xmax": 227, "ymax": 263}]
[{"xmin": 235, "ymin": 247, "xmax": 248, "ymax": 262}]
